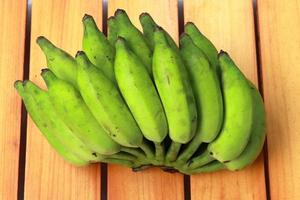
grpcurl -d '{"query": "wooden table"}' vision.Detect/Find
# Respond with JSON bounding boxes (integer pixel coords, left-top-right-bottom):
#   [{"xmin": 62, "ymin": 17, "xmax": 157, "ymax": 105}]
[{"xmin": 1, "ymin": 0, "xmax": 299, "ymax": 199}]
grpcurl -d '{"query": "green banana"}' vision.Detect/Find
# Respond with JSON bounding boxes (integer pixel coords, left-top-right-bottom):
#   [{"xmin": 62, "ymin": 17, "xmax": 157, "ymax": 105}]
[
  {"xmin": 41, "ymin": 69, "xmax": 121, "ymax": 155},
  {"xmin": 176, "ymin": 34, "xmax": 223, "ymax": 164},
  {"xmin": 36, "ymin": 36, "xmax": 77, "ymax": 87},
  {"xmin": 107, "ymin": 16, "xmax": 118, "ymax": 46},
  {"xmin": 82, "ymin": 14, "xmax": 116, "ymax": 83},
  {"xmin": 184, "ymin": 22, "xmax": 219, "ymax": 72},
  {"xmin": 114, "ymin": 9, "xmax": 152, "ymax": 74},
  {"xmin": 75, "ymin": 51, "xmax": 143, "ymax": 148},
  {"xmin": 224, "ymin": 82, "xmax": 266, "ymax": 171},
  {"xmin": 15, "ymin": 81, "xmax": 88, "ymax": 166},
  {"xmin": 208, "ymin": 51, "xmax": 253, "ymax": 162},
  {"xmin": 23, "ymin": 81, "xmax": 103, "ymax": 162},
  {"xmin": 182, "ymin": 161, "xmax": 226, "ymax": 175},
  {"xmin": 139, "ymin": 12, "xmax": 178, "ymax": 53},
  {"xmin": 153, "ymin": 28, "xmax": 197, "ymax": 161},
  {"xmin": 114, "ymin": 38, "xmax": 167, "ymax": 162}
]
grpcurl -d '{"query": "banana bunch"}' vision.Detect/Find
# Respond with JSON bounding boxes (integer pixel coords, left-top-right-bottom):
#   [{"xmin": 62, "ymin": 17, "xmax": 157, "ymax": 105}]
[{"xmin": 15, "ymin": 9, "xmax": 266, "ymax": 174}]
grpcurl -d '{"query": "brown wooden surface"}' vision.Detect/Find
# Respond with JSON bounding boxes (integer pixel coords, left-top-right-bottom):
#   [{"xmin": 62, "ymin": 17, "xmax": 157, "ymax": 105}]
[
  {"xmin": 2, "ymin": 0, "xmax": 300, "ymax": 199},
  {"xmin": 24, "ymin": 1, "xmax": 102, "ymax": 199},
  {"xmin": 0, "ymin": 1, "xmax": 27, "ymax": 199},
  {"xmin": 258, "ymin": 0, "xmax": 300, "ymax": 199},
  {"xmin": 107, "ymin": 1, "xmax": 184, "ymax": 199},
  {"xmin": 184, "ymin": 0, "xmax": 267, "ymax": 199}
]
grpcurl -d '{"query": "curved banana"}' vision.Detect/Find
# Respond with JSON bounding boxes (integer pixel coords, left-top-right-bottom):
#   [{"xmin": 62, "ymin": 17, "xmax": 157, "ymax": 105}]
[
  {"xmin": 184, "ymin": 22, "xmax": 219, "ymax": 72},
  {"xmin": 75, "ymin": 51, "xmax": 143, "ymax": 148},
  {"xmin": 114, "ymin": 9, "xmax": 152, "ymax": 74},
  {"xmin": 181, "ymin": 161, "xmax": 226, "ymax": 175},
  {"xmin": 208, "ymin": 51, "xmax": 253, "ymax": 162},
  {"xmin": 23, "ymin": 81, "xmax": 104, "ymax": 162},
  {"xmin": 41, "ymin": 69, "xmax": 121, "ymax": 155},
  {"xmin": 36, "ymin": 36, "xmax": 77, "ymax": 87},
  {"xmin": 176, "ymin": 34, "xmax": 223, "ymax": 164},
  {"xmin": 139, "ymin": 12, "xmax": 178, "ymax": 53},
  {"xmin": 82, "ymin": 14, "xmax": 116, "ymax": 83},
  {"xmin": 153, "ymin": 28, "xmax": 197, "ymax": 161},
  {"xmin": 15, "ymin": 81, "xmax": 88, "ymax": 166},
  {"xmin": 224, "ymin": 82, "xmax": 266, "ymax": 171},
  {"xmin": 114, "ymin": 38, "xmax": 167, "ymax": 162}
]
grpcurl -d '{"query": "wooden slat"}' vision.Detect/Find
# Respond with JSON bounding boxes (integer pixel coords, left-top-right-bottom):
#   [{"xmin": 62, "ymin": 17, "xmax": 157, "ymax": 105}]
[
  {"xmin": 257, "ymin": 0, "xmax": 300, "ymax": 199},
  {"xmin": 184, "ymin": 1, "xmax": 267, "ymax": 199},
  {"xmin": 107, "ymin": 1, "xmax": 184, "ymax": 199},
  {"xmin": 0, "ymin": 1, "xmax": 27, "ymax": 199},
  {"xmin": 24, "ymin": 1, "xmax": 102, "ymax": 199}
]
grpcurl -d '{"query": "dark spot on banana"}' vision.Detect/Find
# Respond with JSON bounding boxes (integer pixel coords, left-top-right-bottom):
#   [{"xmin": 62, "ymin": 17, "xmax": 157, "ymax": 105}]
[
  {"xmin": 112, "ymin": 134, "xmax": 116, "ymax": 137},
  {"xmin": 93, "ymin": 56, "xmax": 97, "ymax": 59},
  {"xmin": 92, "ymin": 152, "xmax": 97, "ymax": 157},
  {"xmin": 43, "ymin": 123, "xmax": 47, "ymax": 128},
  {"xmin": 166, "ymin": 75, "xmax": 170, "ymax": 85},
  {"xmin": 209, "ymin": 151, "xmax": 214, "ymax": 156},
  {"xmin": 223, "ymin": 160, "xmax": 230, "ymax": 163}
]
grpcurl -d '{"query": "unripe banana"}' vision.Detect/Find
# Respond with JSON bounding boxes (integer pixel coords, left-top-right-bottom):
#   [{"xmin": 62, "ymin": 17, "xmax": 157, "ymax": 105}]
[
  {"xmin": 15, "ymin": 81, "xmax": 88, "ymax": 166},
  {"xmin": 208, "ymin": 52, "xmax": 253, "ymax": 162},
  {"xmin": 41, "ymin": 69, "xmax": 121, "ymax": 155},
  {"xmin": 139, "ymin": 12, "xmax": 178, "ymax": 53},
  {"xmin": 75, "ymin": 51, "xmax": 143, "ymax": 147},
  {"xmin": 82, "ymin": 14, "xmax": 116, "ymax": 83},
  {"xmin": 107, "ymin": 16, "xmax": 118, "ymax": 46},
  {"xmin": 224, "ymin": 82, "xmax": 266, "ymax": 171},
  {"xmin": 176, "ymin": 34, "xmax": 223, "ymax": 164},
  {"xmin": 36, "ymin": 36, "xmax": 77, "ymax": 87},
  {"xmin": 114, "ymin": 38, "xmax": 168, "ymax": 143},
  {"xmin": 153, "ymin": 28, "xmax": 197, "ymax": 162},
  {"xmin": 114, "ymin": 9, "xmax": 152, "ymax": 74},
  {"xmin": 182, "ymin": 161, "xmax": 226, "ymax": 175},
  {"xmin": 184, "ymin": 22, "xmax": 219, "ymax": 72},
  {"xmin": 23, "ymin": 81, "xmax": 104, "ymax": 162}
]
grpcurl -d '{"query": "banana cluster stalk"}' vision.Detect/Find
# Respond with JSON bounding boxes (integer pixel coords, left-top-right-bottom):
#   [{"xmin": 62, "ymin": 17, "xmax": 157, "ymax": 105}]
[{"xmin": 15, "ymin": 9, "xmax": 266, "ymax": 174}]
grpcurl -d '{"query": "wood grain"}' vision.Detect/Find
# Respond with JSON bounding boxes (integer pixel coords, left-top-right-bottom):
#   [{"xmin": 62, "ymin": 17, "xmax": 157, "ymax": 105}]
[
  {"xmin": 184, "ymin": 0, "xmax": 267, "ymax": 199},
  {"xmin": 257, "ymin": 0, "xmax": 300, "ymax": 199},
  {"xmin": 107, "ymin": 1, "xmax": 184, "ymax": 199},
  {"xmin": 0, "ymin": 1, "xmax": 27, "ymax": 199},
  {"xmin": 24, "ymin": 1, "xmax": 102, "ymax": 199}
]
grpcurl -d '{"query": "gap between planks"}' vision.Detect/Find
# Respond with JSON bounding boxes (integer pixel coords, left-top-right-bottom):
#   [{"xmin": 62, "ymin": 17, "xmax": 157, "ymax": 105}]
[
  {"xmin": 17, "ymin": 0, "xmax": 32, "ymax": 199},
  {"xmin": 252, "ymin": 0, "xmax": 271, "ymax": 199}
]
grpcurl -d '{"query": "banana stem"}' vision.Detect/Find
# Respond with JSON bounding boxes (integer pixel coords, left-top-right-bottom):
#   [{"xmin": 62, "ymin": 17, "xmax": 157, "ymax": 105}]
[
  {"xmin": 165, "ymin": 141, "xmax": 181, "ymax": 163},
  {"xmin": 102, "ymin": 158, "xmax": 134, "ymax": 168},
  {"xmin": 121, "ymin": 147, "xmax": 146, "ymax": 158},
  {"xmin": 179, "ymin": 161, "xmax": 226, "ymax": 175},
  {"xmin": 184, "ymin": 149, "xmax": 214, "ymax": 170},
  {"xmin": 176, "ymin": 138, "xmax": 202, "ymax": 164},
  {"xmin": 154, "ymin": 142, "xmax": 165, "ymax": 164},
  {"xmin": 139, "ymin": 139, "xmax": 155, "ymax": 159},
  {"xmin": 109, "ymin": 152, "xmax": 137, "ymax": 161}
]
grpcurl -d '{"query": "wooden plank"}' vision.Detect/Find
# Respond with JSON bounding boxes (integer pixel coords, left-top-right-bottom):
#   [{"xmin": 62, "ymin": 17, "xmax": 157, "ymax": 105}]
[
  {"xmin": 24, "ymin": 1, "xmax": 102, "ymax": 199},
  {"xmin": 257, "ymin": 0, "xmax": 300, "ymax": 199},
  {"xmin": 184, "ymin": 1, "xmax": 267, "ymax": 199},
  {"xmin": 0, "ymin": 1, "xmax": 27, "ymax": 199},
  {"xmin": 107, "ymin": 1, "xmax": 184, "ymax": 199}
]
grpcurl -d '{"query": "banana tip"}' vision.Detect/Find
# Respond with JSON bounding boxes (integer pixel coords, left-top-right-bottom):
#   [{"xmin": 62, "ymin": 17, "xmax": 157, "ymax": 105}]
[
  {"xmin": 14, "ymin": 80, "xmax": 23, "ymax": 88},
  {"xmin": 36, "ymin": 36, "xmax": 46, "ymax": 44},
  {"xmin": 218, "ymin": 50, "xmax": 228, "ymax": 58},
  {"xmin": 75, "ymin": 51, "xmax": 85, "ymax": 58},
  {"xmin": 40, "ymin": 68, "xmax": 50, "ymax": 76},
  {"xmin": 114, "ymin": 9, "xmax": 126, "ymax": 16},
  {"xmin": 82, "ymin": 14, "xmax": 93, "ymax": 22},
  {"xmin": 139, "ymin": 12, "xmax": 150, "ymax": 19}
]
